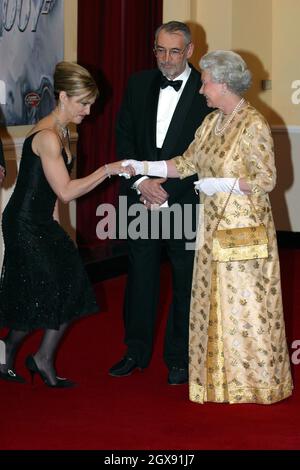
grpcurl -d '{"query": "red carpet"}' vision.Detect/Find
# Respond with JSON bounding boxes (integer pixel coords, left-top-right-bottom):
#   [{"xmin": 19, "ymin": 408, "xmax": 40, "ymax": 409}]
[{"xmin": 0, "ymin": 249, "xmax": 299, "ymax": 450}]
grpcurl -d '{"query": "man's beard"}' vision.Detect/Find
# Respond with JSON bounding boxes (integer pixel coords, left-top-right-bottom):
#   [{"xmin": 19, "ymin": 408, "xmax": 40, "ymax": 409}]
[{"xmin": 158, "ymin": 63, "xmax": 179, "ymax": 80}]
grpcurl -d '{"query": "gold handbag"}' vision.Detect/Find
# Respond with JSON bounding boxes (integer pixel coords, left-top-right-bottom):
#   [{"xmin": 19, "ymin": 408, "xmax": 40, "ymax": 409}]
[{"xmin": 212, "ymin": 179, "xmax": 269, "ymax": 262}]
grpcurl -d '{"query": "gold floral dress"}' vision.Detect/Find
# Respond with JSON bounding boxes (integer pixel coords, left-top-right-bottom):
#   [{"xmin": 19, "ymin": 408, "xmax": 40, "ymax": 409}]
[{"xmin": 174, "ymin": 103, "xmax": 293, "ymax": 404}]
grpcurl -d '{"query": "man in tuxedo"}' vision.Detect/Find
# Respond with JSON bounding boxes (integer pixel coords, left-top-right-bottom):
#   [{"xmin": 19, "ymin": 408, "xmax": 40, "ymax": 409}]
[
  {"xmin": 109, "ymin": 21, "xmax": 210, "ymax": 384},
  {"xmin": 0, "ymin": 139, "xmax": 5, "ymax": 184}
]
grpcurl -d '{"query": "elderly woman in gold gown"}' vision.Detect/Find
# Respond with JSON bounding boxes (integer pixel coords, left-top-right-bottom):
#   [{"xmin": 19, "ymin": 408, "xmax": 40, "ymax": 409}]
[{"xmin": 124, "ymin": 50, "xmax": 293, "ymax": 404}]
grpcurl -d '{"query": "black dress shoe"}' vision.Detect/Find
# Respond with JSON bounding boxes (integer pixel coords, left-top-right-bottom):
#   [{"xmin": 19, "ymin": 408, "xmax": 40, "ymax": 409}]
[
  {"xmin": 168, "ymin": 366, "xmax": 188, "ymax": 385},
  {"xmin": 0, "ymin": 368, "xmax": 26, "ymax": 383},
  {"xmin": 109, "ymin": 356, "xmax": 141, "ymax": 377}
]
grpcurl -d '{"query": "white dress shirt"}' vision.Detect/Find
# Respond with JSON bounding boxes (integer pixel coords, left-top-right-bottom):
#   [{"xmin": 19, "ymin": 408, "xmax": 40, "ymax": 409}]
[
  {"xmin": 133, "ymin": 64, "xmax": 192, "ymax": 203},
  {"xmin": 156, "ymin": 64, "xmax": 191, "ymax": 148}
]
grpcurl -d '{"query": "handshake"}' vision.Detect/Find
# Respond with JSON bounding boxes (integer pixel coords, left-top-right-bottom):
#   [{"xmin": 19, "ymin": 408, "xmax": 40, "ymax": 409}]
[
  {"xmin": 121, "ymin": 159, "xmax": 168, "ymax": 178},
  {"xmin": 114, "ymin": 159, "xmax": 164, "ymax": 179}
]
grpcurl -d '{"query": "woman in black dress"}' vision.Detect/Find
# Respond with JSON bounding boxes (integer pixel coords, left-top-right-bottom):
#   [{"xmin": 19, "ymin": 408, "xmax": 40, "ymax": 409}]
[{"xmin": 0, "ymin": 62, "xmax": 132, "ymax": 387}]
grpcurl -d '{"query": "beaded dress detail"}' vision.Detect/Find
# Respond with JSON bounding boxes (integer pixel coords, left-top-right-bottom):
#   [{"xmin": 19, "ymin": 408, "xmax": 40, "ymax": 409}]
[{"xmin": 0, "ymin": 132, "xmax": 98, "ymax": 330}]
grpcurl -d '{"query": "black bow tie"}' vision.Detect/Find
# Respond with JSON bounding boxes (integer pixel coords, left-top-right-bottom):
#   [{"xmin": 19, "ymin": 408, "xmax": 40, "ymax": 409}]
[{"xmin": 160, "ymin": 76, "xmax": 183, "ymax": 92}]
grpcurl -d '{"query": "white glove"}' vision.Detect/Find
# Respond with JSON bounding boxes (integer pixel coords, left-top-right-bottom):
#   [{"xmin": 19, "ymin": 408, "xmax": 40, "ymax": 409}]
[
  {"xmin": 121, "ymin": 159, "xmax": 167, "ymax": 178},
  {"xmin": 194, "ymin": 177, "xmax": 244, "ymax": 196}
]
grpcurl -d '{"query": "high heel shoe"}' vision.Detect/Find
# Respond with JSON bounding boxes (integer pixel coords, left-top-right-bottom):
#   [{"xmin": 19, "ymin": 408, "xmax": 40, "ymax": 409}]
[
  {"xmin": 25, "ymin": 355, "xmax": 76, "ymax": 388},
  {"xmin": 0, "ymin": 367, "xmax": 26, "ymax": 383}
]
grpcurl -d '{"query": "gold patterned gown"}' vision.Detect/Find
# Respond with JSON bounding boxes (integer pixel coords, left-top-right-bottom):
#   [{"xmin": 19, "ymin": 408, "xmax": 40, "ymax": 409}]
[{"xmin": 174, "ymin": 103, "xmax": 293, "ymax": 404}]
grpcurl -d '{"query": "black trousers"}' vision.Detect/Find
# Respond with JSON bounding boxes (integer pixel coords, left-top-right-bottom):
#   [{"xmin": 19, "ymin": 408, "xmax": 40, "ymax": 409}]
[{"xmin": 123, "ymin": 234, "xmax": 195, "ymax": 369}]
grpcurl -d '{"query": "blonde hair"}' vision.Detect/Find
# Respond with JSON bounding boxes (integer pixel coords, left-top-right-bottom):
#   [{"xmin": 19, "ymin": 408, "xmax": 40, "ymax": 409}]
[{"xmin": 54, "ymin": 61, "xmax": 99, "ymax": 101}]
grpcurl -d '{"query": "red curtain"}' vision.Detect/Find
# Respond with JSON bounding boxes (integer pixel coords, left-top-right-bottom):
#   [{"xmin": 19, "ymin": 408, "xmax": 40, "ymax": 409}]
[{"xmin": 77, "ymin": 0, "xmax": 162, "ymax": 248}]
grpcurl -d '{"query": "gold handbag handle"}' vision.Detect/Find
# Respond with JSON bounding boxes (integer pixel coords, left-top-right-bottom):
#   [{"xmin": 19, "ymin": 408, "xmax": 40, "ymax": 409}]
[
  {"xmin": 246, "ymin": 195, "xmax": 265, "ymax": 225},
  {"xmin": 214, "ymin": 178, "xmax": 238, "ymax": 232},
  {"xmin": 214, "ymin": 178, "xmax": 265, "ymax": 232}
]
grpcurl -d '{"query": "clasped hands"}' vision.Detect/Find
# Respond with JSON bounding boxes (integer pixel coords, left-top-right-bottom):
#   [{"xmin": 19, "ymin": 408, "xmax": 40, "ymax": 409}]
[
  {"xmin": 138, "ymin": 178, "xmax": 168, "ymax": 209},
  {"xmin": 120, "ymin": 159, "xmax": 168, "ymax": 207}
]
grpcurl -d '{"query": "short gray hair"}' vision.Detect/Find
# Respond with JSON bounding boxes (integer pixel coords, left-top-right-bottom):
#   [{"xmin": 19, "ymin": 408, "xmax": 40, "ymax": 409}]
[
  {"xmin": 200, "ymin": 50, "xmax": 252, "ymax": 95},
  {"xmin": 154, "ymin": 21, "xmax": 191, "ymax": 46}
]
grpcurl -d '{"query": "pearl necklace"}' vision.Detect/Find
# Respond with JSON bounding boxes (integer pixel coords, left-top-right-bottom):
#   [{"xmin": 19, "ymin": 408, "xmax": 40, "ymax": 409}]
[{"xmin": 214, "ymin": 98, "xmax": 245, "ymax": 136}]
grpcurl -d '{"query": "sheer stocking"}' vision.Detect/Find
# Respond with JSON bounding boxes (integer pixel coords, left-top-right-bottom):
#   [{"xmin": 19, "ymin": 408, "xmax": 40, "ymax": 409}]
[{"xmin": 33, "ymin": 322, "xmax": 69, "ymax": 385}]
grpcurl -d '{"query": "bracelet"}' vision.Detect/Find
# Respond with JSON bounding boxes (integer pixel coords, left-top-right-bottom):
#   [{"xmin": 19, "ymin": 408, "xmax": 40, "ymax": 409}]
[
  {"xmin": 143, "ymin": 161, "xmax": 149, "ymax": 175},
  {"xmin": 105, "ymin": 164, "xmax": 111, "ymax": 178}
]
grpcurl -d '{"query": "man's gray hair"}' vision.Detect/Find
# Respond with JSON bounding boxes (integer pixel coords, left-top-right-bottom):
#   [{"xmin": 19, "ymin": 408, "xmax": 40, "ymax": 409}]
[
  {"xmin": 200, "ymin": 50, "xmax": 252, "ymax": 95},
  {"xmin": 155, "ymin": 21, "xmax": 191, "ymax": 46}
]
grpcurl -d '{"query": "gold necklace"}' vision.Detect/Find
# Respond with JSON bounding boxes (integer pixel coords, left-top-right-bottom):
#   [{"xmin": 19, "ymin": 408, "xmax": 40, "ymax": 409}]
[{"xmin": 214, "ymin": 98, "xmax": 245, "ymax": 136}]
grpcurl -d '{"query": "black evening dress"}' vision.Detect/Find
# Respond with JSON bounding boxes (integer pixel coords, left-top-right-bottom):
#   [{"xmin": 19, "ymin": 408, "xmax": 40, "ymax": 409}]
[{"xmin": 0, "ymin": 132, "xmax": 99, "ymax": 331}]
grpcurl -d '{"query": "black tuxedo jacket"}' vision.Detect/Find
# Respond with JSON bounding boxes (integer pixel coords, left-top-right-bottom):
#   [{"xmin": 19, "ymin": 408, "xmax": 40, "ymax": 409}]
[
  {"xmin": 0, "ymin": 139, "xmax": 5, "ymax": 171},
  {"xmin": 116, "ymin": 64, "xmax": 210, "ymax": 207}
]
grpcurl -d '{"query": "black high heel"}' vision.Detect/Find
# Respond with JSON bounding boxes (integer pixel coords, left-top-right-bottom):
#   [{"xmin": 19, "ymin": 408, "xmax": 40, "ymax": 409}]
[
  {"xmin": 0, "ymin": 339, "xmax": 26, "ymax": 383},
  {"xmin": 0, "ymin": 367, "xmax": 26, "ymax": 383},
  {"xmin": 25, "ymin": 355, "xmax": 76, "ymax": 388}
]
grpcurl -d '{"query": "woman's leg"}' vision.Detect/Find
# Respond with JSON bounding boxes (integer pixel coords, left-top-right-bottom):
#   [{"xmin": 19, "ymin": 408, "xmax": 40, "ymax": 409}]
[{"xmin": 32, "ymin": 322, "xmax": 69, "ymax": 385}]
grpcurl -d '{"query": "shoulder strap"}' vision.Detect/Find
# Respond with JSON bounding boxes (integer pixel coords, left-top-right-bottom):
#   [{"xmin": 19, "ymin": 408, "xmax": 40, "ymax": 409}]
[{"xmin": 27, "ymin": 128, "xmax": 64, "ymax": 147}]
